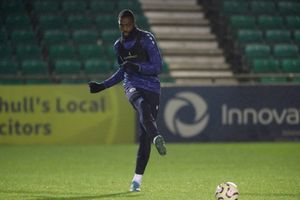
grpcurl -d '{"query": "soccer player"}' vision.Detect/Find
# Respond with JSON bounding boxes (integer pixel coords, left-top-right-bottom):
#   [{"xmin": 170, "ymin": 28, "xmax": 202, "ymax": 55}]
[{"xmin": 88, "ymin": 9, "xmax": 167, "ymax": 192}]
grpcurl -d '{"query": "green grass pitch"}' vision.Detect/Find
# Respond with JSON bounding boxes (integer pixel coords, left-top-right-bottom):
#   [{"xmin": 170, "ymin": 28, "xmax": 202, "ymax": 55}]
[{"xmin": 0, "ymin": 142, "xmax": 299, "ymax": 200}]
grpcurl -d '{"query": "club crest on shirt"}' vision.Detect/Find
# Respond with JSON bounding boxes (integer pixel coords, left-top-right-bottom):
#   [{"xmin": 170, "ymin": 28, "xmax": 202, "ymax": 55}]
[{"xmin": 129, "ymin": 88, "xmax": 136, "ymax": 93}]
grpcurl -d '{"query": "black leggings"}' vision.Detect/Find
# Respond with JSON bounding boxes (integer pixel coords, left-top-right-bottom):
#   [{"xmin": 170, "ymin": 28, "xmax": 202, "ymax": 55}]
[{"xmin": 129, "ymin": 88, "xmax": 160, "ymax": 175}]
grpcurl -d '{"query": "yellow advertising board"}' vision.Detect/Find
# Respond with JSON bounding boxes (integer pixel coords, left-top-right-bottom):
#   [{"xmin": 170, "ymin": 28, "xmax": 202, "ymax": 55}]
[{"xmin": 0, "ymin": 84, "xmax": 135, "ymax": 144}]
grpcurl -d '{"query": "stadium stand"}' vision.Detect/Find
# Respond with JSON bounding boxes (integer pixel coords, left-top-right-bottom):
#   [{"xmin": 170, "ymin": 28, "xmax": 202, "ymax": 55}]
[
  {"xmin": 0, "ymin": 0, "xmax": 171, "ymax": 84},
  {"xmin": 141, "ymin": 0, "xmax": 232, "ymax": 84},
  {"xmin": 3, "ymin": 0, "xmax": 298, "ymax": 84},
  {"xmin": 200, "ymin": 0, "xmax": 300, "ymax": 83},
  {"xmin": 21, "ymin": 59, "xmax": 48, "ymax": 75}
]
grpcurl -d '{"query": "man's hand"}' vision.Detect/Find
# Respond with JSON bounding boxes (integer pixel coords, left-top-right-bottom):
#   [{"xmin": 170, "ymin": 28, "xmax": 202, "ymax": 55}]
[
  {"xmin": 88, "ymin": 81, "xmax": 106, "ymax": 93},
  {"xmin": 121, "ymin": 61, "xmax": 140, "ymax": 73}
]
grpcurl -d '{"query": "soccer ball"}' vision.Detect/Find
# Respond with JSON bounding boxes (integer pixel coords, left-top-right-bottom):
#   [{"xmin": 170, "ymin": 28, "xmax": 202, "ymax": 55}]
[{"xmin": 215, "ymin": 182, "xmax": 239, "ymax": 200}]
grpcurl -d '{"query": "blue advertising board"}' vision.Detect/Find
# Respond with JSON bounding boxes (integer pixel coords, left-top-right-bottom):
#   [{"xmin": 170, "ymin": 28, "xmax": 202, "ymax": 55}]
[{"xmin": 157, "ymin": 85, "xmax": 300, "ymax": 142}]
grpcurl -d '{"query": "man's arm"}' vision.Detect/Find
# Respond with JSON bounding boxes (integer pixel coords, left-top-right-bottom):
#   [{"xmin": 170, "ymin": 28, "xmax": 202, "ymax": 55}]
[
  {"xmin": 137, "ymin": 33, "xmax": 163, "ymax": 75},
  {"xmin": 102, "ymin": 67, "xmax": 124, "ymax": 88},
  {"xmin": 88, "ymin": 41, "xmax": 125, "ymax": 93},
  {"xmin": 88, "ymin": 68, "xmax": 124, "ymax": 93},
  {"xmin": 102, "ymin": 42, "xmax": 126, "ymax": 88}
]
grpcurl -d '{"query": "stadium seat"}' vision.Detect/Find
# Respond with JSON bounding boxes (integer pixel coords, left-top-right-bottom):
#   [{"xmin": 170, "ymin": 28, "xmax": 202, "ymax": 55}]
[
  {"xmin": 1, "ymin": 1, "xmax": 27, "ymax": 15},
  {"xmin": 0, "ymin": 0, "xmax": 152, "ymax": 85},
  {"xmin": 39, "ymin": 15, "xmax": 65, "ymax": 30},
  {"xmin": 11, "ymin": 30, "xmax": 36, "ymax": 45},
  {"xmin": 250, "ymin": 1, "xmax": 276, "ymax": 14},
  {"xmin": 222, "ymin": 1, "xmax": 248, "ymax": 15},
  {"xmin": 78, "ymin": 44, "xmax": 104, "ymax": 59},
  {"xmin": 67, "ymin": 15, "xmax": 93, "ymax": 30},
  {"xmin": 118, "ymin": 1, "xmax": 143, "ymax": 14},
  {"xmin": 292, "ymin": 77, "xmax": 300, "ymax": 82},
  {"xmin": 72, "ymin": 30, "xmax": 98, "ymax": 44},
  {"xmin": 21, "ymin": 59, "xmax": 48, "ymax": 75},
  {"xmin": 265, "ymin": 30, "xmax": 291, "ymax": 43},
  {"xmin": 16, "ymin": 45, "xmax": 42, "ymax": 60},
  {"xmin": 89, "ymin": 1, "xmax": 115, "ymax": 14},
  {"xmin": 43, "ymin": 30, "xmax": 70, "ymax": 45},
  {"xmin": 273, "ymin": 44, "xmax": 299, "ymax": 58},
  {"xmin": 236, "ymin": 30, "xmax": 263, "ymax": 43},
  {"xmin": 214, "ymin": 0, "xmax": 300, "ymax": 79},
  {"xmin": 0, "ymin": 30, "xmax": 7, "ymax": 44},
  {"xmin": 95, "ymin": 15, "xmax": 118, "ymax": 31},
  {"xmin": 62, "ymin": 0, "xmax": 87, "ymax": 14},
  {"xmin": 0, "ymin": 60, "xmax": 18, "ymax": 75},
  {"xmin": 54, "ymin": 59, "xmax": 81, "ymax": 74},
  {"xmin": 286, "ymin": 16, "xmax": 300, "ymax": 29},
  {"xmin": 278, "ymin": 2, "xmax": 300, "ymax": 15},
  {"xmin": 245, "ymin": 44, "xmax": 271, "ymax": 59},
  {"xmin": 48, "ymin": 45, "xmax": 76, "ymax": 60},
  {"xmin": 257, "ymin": 16, "xmax": 284, "ymax": 29},
  {"xmin": 84, "ymin": 59, "xmax": 111, "ymax": 74},
  {"xmin": 162, "ymin": 61, "xmax": 170, "ymax": 73},
  {"xmin": 294, "ymin": 30, "xmax": 300, "ymax": 44},
  {"xmin": 260, "ymin": 77, "xmax": 287, "ymax": 83},
  {"xmin": 229, "ymin": 15, "xmax": 256, "ymax": 30},
  {"xmin": 5, "ymin": 15, "xmax": 31, "ymax": 30},
  {"xmin": 0, "ymin": 45, "xmax": 13, "ymax": 59},
  {"xmin": 33, "ymin": 1, "xmax": 60, "ymax": 14},
  {"xmin": 105, "ymin": 46, "xmax": 116, "ymax": 59},
  {"xmin": 281, "ymin": 59, "xmax": 300, "ymax": 73},
  {"xmin": 101, "ymin": 30, "xmax": 120, "ymax": 44},
  {"xmin": 252, "ymin": 59, "xmax": 280, "ymax": 73}
]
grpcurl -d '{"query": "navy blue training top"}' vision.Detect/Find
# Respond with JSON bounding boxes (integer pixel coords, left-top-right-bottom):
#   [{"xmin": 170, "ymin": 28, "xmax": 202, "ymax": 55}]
[{"xmin": 103, "ymin": 27, "xmax": 163, "ymax": 94}]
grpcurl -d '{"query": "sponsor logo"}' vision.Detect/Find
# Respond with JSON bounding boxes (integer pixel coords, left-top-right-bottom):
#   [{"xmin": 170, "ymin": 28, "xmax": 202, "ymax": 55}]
[
  {"xmin": 222, "ymin": 105, "xmax": 300, "ymax": 125},
  {"xmin": 164, "ymin": 92, "xmax": 209, "ymax": 138},
  {"xmin": 124, "ymin": 52, "xmax": 138, "ymax": 60}
]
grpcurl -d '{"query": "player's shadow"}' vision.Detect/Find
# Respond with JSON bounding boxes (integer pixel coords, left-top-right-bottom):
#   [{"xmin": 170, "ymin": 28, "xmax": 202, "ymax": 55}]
[
  {"xmin": 0, "ymin": 189, "xmax": 141, "ymax": 199},
  {"xmin": 34, "ymin": 191, "xmax": 141, "ymax": 200},
  {"xmin": 243, "ymin": 192, "xmax": 300, "ymax": 198}
]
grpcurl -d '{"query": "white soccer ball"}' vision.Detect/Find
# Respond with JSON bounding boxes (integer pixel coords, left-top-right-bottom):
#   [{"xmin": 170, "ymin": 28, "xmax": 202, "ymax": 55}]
[{"xmin": 215, "ymin": 182, "xmax": 239, "ymax": 200}]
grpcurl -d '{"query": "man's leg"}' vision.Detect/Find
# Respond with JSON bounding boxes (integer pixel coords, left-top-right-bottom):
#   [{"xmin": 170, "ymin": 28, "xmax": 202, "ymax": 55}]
[
  {"xmin": 143, "ymin": 91, "xmax": 167, "ymax": 156},
  {"xmin": 130, "ymin": 125, "xmax": 151, "ymax": 192},
  {"xmin": 135, "ymin": 126, "xmax": 151, "ymax": 175},
  {"xmin": 129, "ymin": 88, "xmax": 166, "ymax": 156},
  {"xmin": 129, "ymin": 90, "xmax": 166, "ymax": 191},
  {"xmin": 132, "ymin": 97, "xmax": 159, "ymax": 141}
]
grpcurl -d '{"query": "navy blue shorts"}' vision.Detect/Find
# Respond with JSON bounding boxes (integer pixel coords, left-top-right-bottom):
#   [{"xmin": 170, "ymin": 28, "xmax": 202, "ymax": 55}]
[{"xmin": 125, "ymin": 87, "xmax": 160, "ymax": 118}]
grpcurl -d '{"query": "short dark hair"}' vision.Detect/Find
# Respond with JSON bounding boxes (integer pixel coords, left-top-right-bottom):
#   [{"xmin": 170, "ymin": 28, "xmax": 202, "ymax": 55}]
[{"xmin": 118, "ymin": 9, "xmax": 135, "ymax": 22}]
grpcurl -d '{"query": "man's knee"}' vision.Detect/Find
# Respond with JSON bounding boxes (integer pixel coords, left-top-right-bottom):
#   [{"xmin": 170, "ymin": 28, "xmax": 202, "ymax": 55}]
[{"xmin": 134, "ymin": 97, "xmax": 154, "ymax": 122}]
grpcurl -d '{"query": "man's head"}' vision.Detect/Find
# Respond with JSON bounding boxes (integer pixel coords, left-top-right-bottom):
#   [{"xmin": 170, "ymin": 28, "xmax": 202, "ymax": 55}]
[{"xmin": 118, "ymin": 9, "xmax": 135, "ymax": 37}]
